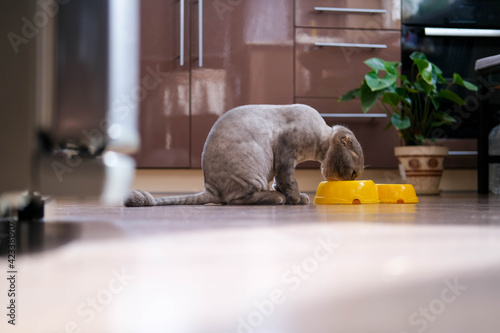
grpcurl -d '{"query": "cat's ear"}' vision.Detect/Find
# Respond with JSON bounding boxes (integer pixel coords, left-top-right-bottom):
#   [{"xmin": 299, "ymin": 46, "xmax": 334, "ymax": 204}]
[{"xmin": 341, "ymin": 136, "xmax": 353, "ymax": 149}]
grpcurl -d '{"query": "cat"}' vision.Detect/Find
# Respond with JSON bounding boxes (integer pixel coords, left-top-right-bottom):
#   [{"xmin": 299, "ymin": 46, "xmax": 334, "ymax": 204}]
[{"xmin": 125, "ymin": 104, "xmax": 364, "ymax": 206}]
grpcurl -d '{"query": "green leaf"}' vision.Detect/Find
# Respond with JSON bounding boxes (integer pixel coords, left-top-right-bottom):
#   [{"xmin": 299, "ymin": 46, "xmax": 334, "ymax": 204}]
[
  {"xmin": 431, "ymin": 120, "xmax": 445, "ymax": 127},
  {"xmin": 391, "ymin": 113, "xmax": 411, "ymax": 130},
  {"xmin": 437, "ymin": 73, "xmax": 447, "ymax": 84},
  {"xmin": 360, "ymin": 81, "xmax": 383, "ymax": 112},
  {"xmin": 438, "ymin": 112, "xmax": 457, "ymax": 124},
  {"xmin": 382, "ymin": 90, "xmax": 410, "ymax": 107},
  {"xmin": 438, "ymin": 89, "xmax": 465, "ymax": 105},
  {"xmin": 415, "ymin": 134, "xmax": 426, "ymax": 143},
  {"xmin": 395, "ymin": 87, "xmax": 411, "ymax": 104},
  {"xmin": 364, "ymin": 58, "xmax": 400, "ymax": 72},
  {"xmin": 430, "ymin": 95, "xmax": 441, "ymax": 110},
  {"xmin": 339, "ymin": 88, "xmax": 361, "ymax": 102},
  {"xmin": 382, "ymin": 92, "xmax": 401, "ymax": 106},
  {"xmin": 453, "ymin": 73, "xmax": 478, "ymax": 91},
  {"xmin": 399, "ymin": 75, "xmax": 409, "ymax": 87},
  {"xmin": 431, "ymin": 63, "xmax": 442, "ymax": 74},
  {"xmin": 417, "ymin": 77, "xmax": 435, "ymax": 94},
  {"xmin": 364, "ymin": 58, "xmax": 387, "ymax": 71},
  {"xmin": 431, "ymin": 112, "xmax": 456, "ymax": 127},
  {"xmin": 395, "ymin": 87, "xmax": 406, "ymax": 94},
  {"xmin": 464, "ymin": 80, "xmax": 478, "ymax": 91},
  {"xmin": 365, "ymin": 70, "xmax": 398, "ymax": 92},
  {"xmin": 410, "ymin": 51, "xmax": 428, "ymax": 61},
  {"xmin": 414, "ymin": 59, "xmax": 434, "ymax": 85},
  {"xmin": 443, "ymin": 113, "xmax": 456, "ymax": 123},
  {"xmin": 428, "ymin": 64, "xmax": 447, "ymax": 84},
  {"xmin": 386, "ymin": 61, "xmax": 401, "ymax": 68},
  {"xmin": 384, "ymin": 61, "xmax": 400, "ymax": 75}
]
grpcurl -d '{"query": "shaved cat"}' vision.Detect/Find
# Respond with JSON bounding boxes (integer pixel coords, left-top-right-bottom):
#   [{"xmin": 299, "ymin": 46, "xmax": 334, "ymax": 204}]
[{"xmin": 125, "ymin": 104, "xmax": 364, "ymax": 206}]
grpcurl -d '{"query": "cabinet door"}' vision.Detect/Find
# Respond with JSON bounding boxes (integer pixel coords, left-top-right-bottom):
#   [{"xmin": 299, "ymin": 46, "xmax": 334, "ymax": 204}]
[
  {"xmin": 135, "ymin": 0, "xmax": 190, "ymax": 167},
  {"xmin": 189, "ymin": 0, "xmax": 294, "ymax": 167},
  {"xmin": 295, "ymin": 28, "xmax": 401, "ymax": 98}
]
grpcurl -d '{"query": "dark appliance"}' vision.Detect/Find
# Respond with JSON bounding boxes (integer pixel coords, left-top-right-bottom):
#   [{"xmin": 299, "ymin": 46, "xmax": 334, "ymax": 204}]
[{"xmin": 402, "ymin": 0, "xmax": 500, "ymax": 141}]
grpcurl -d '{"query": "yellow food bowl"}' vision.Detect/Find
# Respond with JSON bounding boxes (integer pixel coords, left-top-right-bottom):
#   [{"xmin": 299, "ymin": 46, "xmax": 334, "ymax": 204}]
[
  {"xmin": 314, "ymin": 181, "xmax": 419, "ymax": 205},
  {"xmin": 377, "ymin": 184, "xmax": 419, "ymax": 204},
  {"xmin": 314, "ymin": 180, "xmax": 379, "ymax": 205}
]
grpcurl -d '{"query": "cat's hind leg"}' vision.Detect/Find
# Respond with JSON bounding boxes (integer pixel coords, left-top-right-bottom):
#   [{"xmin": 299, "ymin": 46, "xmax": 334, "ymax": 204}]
[{"xmin": 228, "ymin": 190, "xmax": 286, "ymax": 205}]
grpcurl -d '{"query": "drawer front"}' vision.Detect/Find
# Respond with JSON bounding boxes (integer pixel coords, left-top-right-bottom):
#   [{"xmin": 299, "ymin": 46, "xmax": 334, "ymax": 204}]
[
  {"xmin": 295, "ymin": 0, "xmax": 400, "ymax": 30},
  {"xmin": 439, "ymin": 139, "xmax": 477, "ymax": 168},
  {"xmin": 296, "ymin": 98, "xmax": 401, "ymax": 169},
  {"xmin": 295, "ymin": 28, "xmax": 400, "ymax": 98}
]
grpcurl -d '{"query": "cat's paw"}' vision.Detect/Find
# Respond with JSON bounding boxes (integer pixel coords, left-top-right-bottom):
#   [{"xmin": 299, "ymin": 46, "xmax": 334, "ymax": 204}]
[
  {"xmin": 299, "ymin": 193, "xmax": 310, "ymax": 205},
  {"xmin": 286, "ymin": 192, "xmax": 309, "ymax": 205},
  {"xmin": 124, "ymin": 190, "xmax": 156, "ymax": 207}
]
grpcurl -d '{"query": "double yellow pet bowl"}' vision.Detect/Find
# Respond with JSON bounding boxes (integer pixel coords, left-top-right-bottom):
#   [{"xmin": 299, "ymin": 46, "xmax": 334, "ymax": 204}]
[{"xmin": 314, "ymin": 180, "xmax": 419, "ymax": 205}]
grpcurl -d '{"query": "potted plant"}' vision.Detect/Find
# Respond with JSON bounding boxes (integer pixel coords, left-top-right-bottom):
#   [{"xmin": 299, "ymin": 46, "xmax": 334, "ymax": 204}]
[{"xmin": 340, "ymin": 52, "xmax": 477, "ymax": 194}]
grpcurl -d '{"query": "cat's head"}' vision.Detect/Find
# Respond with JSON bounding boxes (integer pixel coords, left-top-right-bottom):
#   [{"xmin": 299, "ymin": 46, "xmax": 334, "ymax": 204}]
[{"xmin": 321, "ymin": 125, "xmax": 364, "ymax": 181}]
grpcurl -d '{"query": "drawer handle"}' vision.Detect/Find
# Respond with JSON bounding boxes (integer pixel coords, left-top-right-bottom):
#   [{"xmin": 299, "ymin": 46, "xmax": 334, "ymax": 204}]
[
  {"xmin": 321, "ymin": 113, "xmax": 387, "ymax": 118},
  {"xmin": 180, "ymin": 0, "xmax": 185, "ymax": 66},
  {"xmin": 314, "ymin": 7, "xmax": 387, "ymax": 14},
  {"xmin": 425, "ymin": 27, "xmax": 500, "ymax": 37},
  {"xmin": 448, "ymin": 151, "xmax": 478, "ymax": 156},
  {"xmin": 315, "ymin": 42, "xmax": 387, "ymax": 49},
  {"xmin": 198, "ymin": 0, "xmax": 203, "ymax": 67}
]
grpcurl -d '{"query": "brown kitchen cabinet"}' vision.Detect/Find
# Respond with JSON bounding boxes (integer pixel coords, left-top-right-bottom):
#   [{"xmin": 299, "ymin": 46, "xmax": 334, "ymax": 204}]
[
  {"xmin": 294, "ymin": 0, "xmax": 402, "ymax": 168},
  {"xmin": 135, "ymin": 0, "xmax": 294, "ymax": 168},
  {"xmin": 135, "ymin": 0, "xmax": 190, "ymax": 168}
]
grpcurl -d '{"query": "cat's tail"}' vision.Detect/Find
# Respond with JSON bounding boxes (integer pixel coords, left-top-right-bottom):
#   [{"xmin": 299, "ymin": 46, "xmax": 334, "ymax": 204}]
[{"xmin": 123, "ymin": 189, "xmax": 220, "ymax": 207}]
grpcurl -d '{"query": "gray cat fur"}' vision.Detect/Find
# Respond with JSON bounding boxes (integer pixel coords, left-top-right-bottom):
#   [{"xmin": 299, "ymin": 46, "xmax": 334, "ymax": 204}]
[{"xmin": 124, "ymin": 104, "xmax": 364, "ymax": 206}]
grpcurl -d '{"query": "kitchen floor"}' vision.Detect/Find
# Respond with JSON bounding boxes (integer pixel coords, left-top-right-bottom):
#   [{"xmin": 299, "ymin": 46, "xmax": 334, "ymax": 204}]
[{"xmin": 1, "ymin": 192, "xmax": 500, "ymax": 333}]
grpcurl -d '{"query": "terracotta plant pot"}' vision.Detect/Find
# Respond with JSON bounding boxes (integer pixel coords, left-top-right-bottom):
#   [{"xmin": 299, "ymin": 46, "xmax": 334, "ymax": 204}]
[{"xmin": 394, "ymin": 146, "xmax": 449, "ymax": 195}]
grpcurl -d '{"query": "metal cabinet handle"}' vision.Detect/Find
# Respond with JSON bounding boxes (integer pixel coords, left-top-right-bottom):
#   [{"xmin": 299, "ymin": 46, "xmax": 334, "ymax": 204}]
[
  {"xmin": 180, "ymin": 0, "xmax": 185, "ymax": 66},
  {"xmin": 425, "ymin": 27, "xmax": 500, "ymax": 37},
  {"xmin": 315, "ymin": 42, "xmax": 387, "ymax": 49},
  {"xmin": 198, "ymin": 0, "xmax": 203, "ymax": 67},
  {"xmin": 321, "ymin": 113, "xmax": 387, "ymax": 118},
  {"xmin": 448, "ymin": 151, "xmax": 478, "ymax": 156},
  {"xmin": 314, "ymin": 7, "xmax": 387, "ymax": 14}
]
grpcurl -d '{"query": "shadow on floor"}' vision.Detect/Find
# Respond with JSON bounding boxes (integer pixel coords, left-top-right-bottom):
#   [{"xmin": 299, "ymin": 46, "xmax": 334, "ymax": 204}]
[{"xmin": 0, "ymin": 220, "xmax": 83, "ymax": 255}]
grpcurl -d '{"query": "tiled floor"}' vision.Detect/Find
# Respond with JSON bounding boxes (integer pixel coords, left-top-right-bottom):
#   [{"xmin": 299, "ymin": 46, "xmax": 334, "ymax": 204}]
[{"xmin": 1, "ymin": 192, "xmax": 500, "ymax": 333}]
